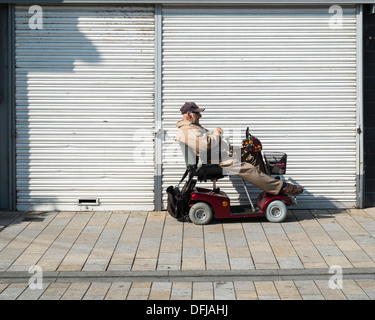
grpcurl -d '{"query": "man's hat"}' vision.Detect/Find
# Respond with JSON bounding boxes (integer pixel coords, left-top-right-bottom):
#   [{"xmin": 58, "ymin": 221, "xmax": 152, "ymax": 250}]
[{"xmin": 180, "ymin": 102, "xmax": 205, "ymax": 114}]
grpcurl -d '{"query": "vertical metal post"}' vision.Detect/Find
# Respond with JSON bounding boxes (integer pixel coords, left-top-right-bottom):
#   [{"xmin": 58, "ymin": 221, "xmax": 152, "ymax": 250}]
[
  {"xmin": 0, "ymin": 4, "xmax": 16, "ymax": 211},
  {"xmin": 154, "ymin": 4, "xmax": 163, "ymax": 211},
  {"xmin": 241, "ymin": 179, "xmax": 255, "ymax": 212},
  {"xmin": 9, "ymin": 4, "xmax": 16, "ymax": 211},
  {"xmin": 356, "ymin": 4, "xmax": 364, "ymax": 208},
  {"xmin": 0, "ymin": 5, "xmax": 8, "ymax": 210}
]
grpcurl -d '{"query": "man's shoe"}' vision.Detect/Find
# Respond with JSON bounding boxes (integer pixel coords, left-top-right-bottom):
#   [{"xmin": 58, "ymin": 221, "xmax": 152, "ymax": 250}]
[{"xmin": 280, "ymin": 183, "xmax": 303, "ymax": 196}]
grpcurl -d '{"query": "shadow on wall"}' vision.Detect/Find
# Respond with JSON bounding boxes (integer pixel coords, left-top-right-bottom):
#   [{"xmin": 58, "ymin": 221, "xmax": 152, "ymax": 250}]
[{"xmin": 16, "ymin": 4, "xmax": 101, "ymax": 211}]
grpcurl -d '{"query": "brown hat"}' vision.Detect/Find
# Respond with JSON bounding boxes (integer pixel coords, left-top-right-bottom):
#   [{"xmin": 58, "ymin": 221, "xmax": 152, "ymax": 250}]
[{"xmin": 180, "ymin": 102, "xmax": 205, "ymax": 114}]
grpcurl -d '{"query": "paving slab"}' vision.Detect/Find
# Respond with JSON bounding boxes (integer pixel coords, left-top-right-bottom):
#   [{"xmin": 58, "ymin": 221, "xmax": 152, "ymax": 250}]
[{"xmin": 1, "ymin": 209, "xmax": 375, "ymax": 300}]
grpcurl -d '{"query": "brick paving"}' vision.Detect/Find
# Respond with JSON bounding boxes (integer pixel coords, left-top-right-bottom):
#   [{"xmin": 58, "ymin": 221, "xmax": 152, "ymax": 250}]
[
  {"xmin": 0, "ymin": 207, "xmax": 375, "ymax": 300},
  {"xmin": 1, "ymin": 279, "xmax": 375, "ymax": 300}
]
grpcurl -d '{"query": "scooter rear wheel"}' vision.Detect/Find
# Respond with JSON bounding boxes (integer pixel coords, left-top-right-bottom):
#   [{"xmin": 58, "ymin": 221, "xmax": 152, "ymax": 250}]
[
  {"xmin": 265, "ymin": 200, "xmax": 287, "ymax": 223},
  {"xmin": 189, "ymin": 202, "xmax": 213, "ymax": 225}
]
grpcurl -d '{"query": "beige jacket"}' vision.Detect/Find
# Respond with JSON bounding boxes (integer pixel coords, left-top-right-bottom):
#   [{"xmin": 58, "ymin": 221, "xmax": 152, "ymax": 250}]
[
  {"xmin": 175, "ymin": 120, "xmax": 221, "ymax": 157},
  {"xmin": 175, "ymin": 120, "xmax": 236, "ymax": 167}
]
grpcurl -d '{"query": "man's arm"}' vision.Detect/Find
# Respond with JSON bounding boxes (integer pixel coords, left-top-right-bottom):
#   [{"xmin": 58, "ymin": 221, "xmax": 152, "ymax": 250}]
[{"xmin": 176, "ymin": 126, "xmax": 221, "ymax": 155}]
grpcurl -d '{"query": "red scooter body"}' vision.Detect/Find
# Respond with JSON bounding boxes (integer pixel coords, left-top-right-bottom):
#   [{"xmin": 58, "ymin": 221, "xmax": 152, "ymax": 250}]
[
  {"xmin": 256, "ymin": 191, "xmax": 294, "ymax": 213},
  {"xmin": 190, "ymin": 188, "xmax": 293, "ymax": 219}
]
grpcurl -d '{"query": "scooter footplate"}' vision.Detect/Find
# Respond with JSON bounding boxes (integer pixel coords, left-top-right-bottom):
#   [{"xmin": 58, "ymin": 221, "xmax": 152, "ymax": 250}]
[{"xmin": 229, "ymin": 205, "xmax": 262, "ymax": 216}]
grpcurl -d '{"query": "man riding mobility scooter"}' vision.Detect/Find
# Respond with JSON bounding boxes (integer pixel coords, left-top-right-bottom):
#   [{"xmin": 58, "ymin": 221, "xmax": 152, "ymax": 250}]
[{"xmin": 167, "ymin": 127, "xmax": 299, "ymax": 225}]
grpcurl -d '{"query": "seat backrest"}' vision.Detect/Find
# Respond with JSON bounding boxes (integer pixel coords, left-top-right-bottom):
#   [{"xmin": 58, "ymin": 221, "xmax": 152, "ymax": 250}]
[
  {"xmin": 179, "ymin": 143, "xmax": 224, "ymax": 181},
  {"xmin": 179, "ymin": 143, "xmax": 200, "ymax": 167}
]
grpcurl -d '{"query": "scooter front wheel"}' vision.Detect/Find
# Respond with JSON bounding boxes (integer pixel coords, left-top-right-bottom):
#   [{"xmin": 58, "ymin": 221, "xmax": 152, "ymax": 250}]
[
  {"xmin": 189, "ymin": 202, "xmax": 213, "ymax": 225},
  {"xmin": 265, "ymin": 200, "xmax": 287, "ymax": 223}
]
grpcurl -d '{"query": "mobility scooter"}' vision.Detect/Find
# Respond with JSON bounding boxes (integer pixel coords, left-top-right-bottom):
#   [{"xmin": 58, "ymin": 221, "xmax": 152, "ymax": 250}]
[{"xmin": 166, "ymin": 127, "xmax": 298, "ymax": 225}]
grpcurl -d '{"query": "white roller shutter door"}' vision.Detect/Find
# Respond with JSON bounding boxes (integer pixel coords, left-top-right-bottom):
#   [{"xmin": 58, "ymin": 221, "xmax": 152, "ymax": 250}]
[
  {"xmin": 162, "ymin": 5, "xmax": 358, "ymax": 209},
  {"xmin": 15, "ymin": 5, "xmax": 155, "ymax": 211}
]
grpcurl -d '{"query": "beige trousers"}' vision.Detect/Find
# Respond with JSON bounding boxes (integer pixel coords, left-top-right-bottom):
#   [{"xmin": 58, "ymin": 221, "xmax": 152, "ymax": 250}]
[{"xmin": 220, "ymin": 153, "xmax": 283, "ymax": 195}]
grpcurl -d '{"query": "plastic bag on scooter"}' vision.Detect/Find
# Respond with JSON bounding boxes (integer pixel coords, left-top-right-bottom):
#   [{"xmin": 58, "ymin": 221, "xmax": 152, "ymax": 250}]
[
  {"xmin": 264, "ymin": 152, "xmax": 287, "ymax": 175},
  {"xmin": 166, "ymin": 186, "xmax": 184, "ymax": 220}
]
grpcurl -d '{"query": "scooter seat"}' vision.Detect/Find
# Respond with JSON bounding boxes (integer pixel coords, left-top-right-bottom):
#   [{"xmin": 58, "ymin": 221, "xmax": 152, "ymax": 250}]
[{"xmin": 196, "ymin": 165, "xmax": 224, "ymax": 182}]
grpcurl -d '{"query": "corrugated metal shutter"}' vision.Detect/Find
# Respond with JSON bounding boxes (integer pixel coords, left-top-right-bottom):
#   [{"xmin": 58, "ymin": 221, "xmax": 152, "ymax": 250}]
[
  {"xmin": 15, "ymin": 5, "xmax": 155, "ymax": 211},
  {"xmin": 162, "ymin": 5, "xmax": 358, "ymax": 209}
]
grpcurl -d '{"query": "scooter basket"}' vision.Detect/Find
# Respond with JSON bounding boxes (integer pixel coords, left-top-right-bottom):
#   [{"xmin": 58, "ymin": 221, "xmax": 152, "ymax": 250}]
[{"xmin": 264, "ymin": 152, "xmax": 287, "ymax": 175}]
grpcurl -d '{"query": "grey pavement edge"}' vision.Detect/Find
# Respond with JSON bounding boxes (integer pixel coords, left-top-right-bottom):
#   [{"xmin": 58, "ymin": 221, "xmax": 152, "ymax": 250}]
[{"xmin": 1, "ymin": 268, "xmax": 375, "ymax": 284}]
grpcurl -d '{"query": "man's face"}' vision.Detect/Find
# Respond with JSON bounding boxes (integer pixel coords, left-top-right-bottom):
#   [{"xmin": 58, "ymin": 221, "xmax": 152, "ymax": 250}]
[{"xmin": 189, "ymin": 111, "xmax": 201, "ymax": 124}]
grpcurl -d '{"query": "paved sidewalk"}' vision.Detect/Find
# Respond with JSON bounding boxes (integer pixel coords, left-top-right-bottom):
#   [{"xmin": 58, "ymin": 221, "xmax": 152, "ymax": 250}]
[{"xmin": 0, "ymin": 208, "xmax": 375, "ymax": 300}]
